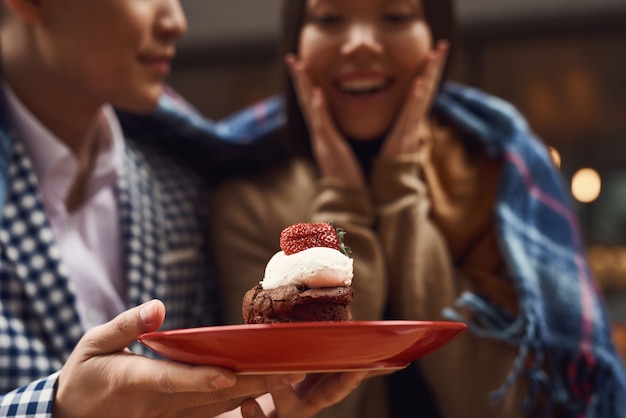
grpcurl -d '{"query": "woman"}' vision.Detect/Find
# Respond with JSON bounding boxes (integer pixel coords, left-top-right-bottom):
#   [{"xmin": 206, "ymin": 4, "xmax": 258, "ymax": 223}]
[{"xmin": 210, "ymin": 0, "xmax": 626, "ymax": 417}]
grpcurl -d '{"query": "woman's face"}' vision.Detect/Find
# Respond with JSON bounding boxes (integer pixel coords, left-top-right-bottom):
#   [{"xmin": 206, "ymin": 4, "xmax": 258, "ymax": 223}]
[
  {"xmin": 298, "ymin": 0, "xmax": 432, "ymax": 140},
  {"xmin": 40, "ymin": 0, "xmax": 187, "ymax": 112}
]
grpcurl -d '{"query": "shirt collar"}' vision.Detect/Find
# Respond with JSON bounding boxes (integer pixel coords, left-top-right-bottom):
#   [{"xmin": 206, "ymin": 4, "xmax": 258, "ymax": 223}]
[{"xmin": 3, "ymin": 83, "xmax": 125, "ymax": 206}]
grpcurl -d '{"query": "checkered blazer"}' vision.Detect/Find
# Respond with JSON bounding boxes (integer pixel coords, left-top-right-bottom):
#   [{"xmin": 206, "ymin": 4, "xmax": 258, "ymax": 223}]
[{"xmin": 0, "ymin": 134, "xmax": 219, "ymax": 416}]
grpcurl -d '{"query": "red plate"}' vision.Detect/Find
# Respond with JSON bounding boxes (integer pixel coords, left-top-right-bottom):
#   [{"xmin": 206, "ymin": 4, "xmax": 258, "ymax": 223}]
[{"xmin": 138, "ymin": 321, "xmax": 467, "ymax": 374}]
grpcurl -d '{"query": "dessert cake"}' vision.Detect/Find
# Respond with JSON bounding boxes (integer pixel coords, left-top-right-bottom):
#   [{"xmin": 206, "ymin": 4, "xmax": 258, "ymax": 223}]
[{"xmin": 242, "ymin": 222, "xmax": 354, "ymax": 324}]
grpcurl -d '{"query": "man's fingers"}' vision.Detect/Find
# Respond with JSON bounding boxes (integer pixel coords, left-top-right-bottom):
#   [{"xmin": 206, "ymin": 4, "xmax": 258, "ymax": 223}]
[
  {"xmin": 100, "ymin": 360, "xmax": 303, "ymax": 409},
  {"xmin": 180, "ymin": 374, "xmax": 300, "ymax": 410},
  {"xmin": 269, "ymin": 371, "xmax": 366, "ymax": 417},
  {"xmin": 205, "ymin": 373, "xmax": 303, "ymax": 403},
  {"xmin": 122, "ymin": 357, "xmax": 237, "ymax": 394},
  {"xmin": 364, "ymin": 367, "xmax": 400, "ymax": 379},
  {"xmin": 125, "ymin": 361, "xmax": 302, "ymax": 396},
  {"xmin": 270, "ymin": 385, "xmax": 301, "ymax": 417},
  {"xmin": 241, "ymin": 398, "xmax": 268, "ymax": 418},
  {"xmin": 300, "ymin": 371, "xmax": 366, "ymax": 409}
]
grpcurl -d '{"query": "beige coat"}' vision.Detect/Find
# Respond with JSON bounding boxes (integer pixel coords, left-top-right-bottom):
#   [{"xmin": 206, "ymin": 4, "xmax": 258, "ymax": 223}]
[{"xmin": 209, "ymin": 124, "xmax": 530, "ymax": 418}]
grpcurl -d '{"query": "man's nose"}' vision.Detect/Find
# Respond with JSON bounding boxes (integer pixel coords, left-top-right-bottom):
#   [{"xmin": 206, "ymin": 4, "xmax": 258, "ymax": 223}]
[{"xmin": 156, "ymin": 0, "xmax": 189, "ymax": 41}]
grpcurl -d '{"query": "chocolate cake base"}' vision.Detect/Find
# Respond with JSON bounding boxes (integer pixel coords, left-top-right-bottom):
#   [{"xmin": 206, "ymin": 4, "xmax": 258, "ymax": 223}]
[{"xmin": 242, "ymin": 284, "xmax": 353, "ymax": 324}]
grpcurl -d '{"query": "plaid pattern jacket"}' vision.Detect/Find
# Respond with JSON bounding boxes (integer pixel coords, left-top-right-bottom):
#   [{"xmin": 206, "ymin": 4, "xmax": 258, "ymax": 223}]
[{"xmin": 0, "ymin": 90, "xmax": 221, "ymax": 416}]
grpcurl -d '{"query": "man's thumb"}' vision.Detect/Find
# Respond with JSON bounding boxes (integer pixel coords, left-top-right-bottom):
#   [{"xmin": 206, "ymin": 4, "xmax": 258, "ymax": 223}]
[{"xmin": 83, "ymin": 299, "xmax": 166, "ymax": 354}]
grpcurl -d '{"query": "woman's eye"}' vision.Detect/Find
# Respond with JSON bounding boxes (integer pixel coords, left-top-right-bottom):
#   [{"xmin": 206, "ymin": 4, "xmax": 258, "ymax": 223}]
[
  {"xmin": 383, "ymin": 13, "xmax": 417, "ymax": 23},
  {"xmin": 309, "ymin": 14, "xmax": 343, "ymax": 26}
]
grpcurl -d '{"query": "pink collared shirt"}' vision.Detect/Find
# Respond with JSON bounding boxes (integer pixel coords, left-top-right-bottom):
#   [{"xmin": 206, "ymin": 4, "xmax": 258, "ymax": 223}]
[{"xmin": 5, "ymin": 85, "xmax": 126, "ymax": 330}]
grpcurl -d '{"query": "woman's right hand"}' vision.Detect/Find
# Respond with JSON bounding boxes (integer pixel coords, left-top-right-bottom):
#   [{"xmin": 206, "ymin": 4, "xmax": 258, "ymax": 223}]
[
  {"xmin": 53, "ymin": 300, "xmax": 304, "ymax": 418},
  {"xmin": 286, "ymin": 55, "xmax": 367, "ymax": 189}
]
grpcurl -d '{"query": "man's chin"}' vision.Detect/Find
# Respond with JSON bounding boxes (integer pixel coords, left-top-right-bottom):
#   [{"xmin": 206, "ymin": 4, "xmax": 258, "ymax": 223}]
[{"xmin": 113, "ymin": 96, "xmax": 161, "ymax": 115}]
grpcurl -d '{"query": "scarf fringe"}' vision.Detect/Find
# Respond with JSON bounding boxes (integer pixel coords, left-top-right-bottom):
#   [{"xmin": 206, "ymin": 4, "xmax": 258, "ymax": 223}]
[{"xmin": 444, "ymin": 291, "xmax": 625, "ymax": 417}]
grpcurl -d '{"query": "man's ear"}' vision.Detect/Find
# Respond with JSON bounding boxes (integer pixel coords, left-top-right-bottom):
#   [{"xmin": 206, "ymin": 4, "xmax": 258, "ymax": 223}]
[{"xmin": 4, "ymin": 0, "xmax": 44, "ymax": 24}]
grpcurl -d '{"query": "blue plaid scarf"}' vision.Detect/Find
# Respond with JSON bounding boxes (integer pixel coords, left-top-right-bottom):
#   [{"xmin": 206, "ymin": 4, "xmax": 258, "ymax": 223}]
[
  {"xmin": 116, "ymin": 87, "xmax": 287, "ymax": 180},
  {"xmin": 435, "ymin": 83, "xmax": 626, "ymax": 416}
]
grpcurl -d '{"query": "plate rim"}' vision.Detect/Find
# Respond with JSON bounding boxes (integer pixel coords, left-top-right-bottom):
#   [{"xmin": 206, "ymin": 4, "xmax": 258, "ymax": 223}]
[
  {"xmin": 138, "ymin": 320, "xmax": 468, "ymax": 341},
  {"xmin": 137, "ymin": 320, "xmax": 468, "ymax": 373},
  {"xmin": 236, "ymin": 362, "xmax": 410, "ymax": 375}
]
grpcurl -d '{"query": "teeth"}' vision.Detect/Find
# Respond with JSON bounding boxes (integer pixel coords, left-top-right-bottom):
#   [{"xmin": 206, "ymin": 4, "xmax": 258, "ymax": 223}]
[{"xmin": 340, "ymin": 78, "xmax": 387, "ymax": 93}]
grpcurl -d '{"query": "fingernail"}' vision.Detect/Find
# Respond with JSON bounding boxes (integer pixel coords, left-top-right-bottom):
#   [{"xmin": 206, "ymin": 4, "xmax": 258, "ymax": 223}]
[
  {"xmin": 284, "ymin": 373, "xmax": 306, "ymax": 385},
  {"xmin": 210, "ymin": 374, "xmax": 235, "ymax": 390},
  {"xmin": 139, "ymin": 300, "xmax": 157, "ymax": 325}
]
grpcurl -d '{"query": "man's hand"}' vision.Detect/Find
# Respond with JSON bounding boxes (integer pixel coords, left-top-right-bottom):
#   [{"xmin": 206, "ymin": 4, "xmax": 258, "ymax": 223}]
[{"xmin": 53, "ymin": 300, "xmax": 305, "ymax": 418}]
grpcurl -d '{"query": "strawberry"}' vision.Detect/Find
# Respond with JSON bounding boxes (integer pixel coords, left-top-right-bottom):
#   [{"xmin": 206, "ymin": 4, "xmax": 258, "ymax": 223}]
[{"xmin": 280, "ymin": 222, "xmax": 351, "ymax": 256}]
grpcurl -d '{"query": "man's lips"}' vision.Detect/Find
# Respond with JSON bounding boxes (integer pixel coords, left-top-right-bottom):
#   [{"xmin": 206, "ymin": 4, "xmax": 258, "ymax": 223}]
[{"xmin": 138, "ymin": 53, "xmax": 175, "ymax": 75}]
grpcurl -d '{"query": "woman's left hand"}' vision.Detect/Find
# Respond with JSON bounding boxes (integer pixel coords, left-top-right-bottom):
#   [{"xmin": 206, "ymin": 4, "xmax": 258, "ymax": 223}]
[
  {"xmin": 239, "ymin": 371, "xmax": 368, "ymax": 418},
  {"xmin": 379, "ymin": 40, "xmax": 449, "ymax": 159}
]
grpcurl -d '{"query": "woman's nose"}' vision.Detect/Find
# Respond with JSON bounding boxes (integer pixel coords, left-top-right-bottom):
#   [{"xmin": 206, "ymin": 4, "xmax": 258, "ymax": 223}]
[
  {"xmin": 156, "ymin": 0, "xmax": 188, "ymax": 41},
  {"xmin": 341, "ymin": 24, "xmax": 383, "ymax": 57}
]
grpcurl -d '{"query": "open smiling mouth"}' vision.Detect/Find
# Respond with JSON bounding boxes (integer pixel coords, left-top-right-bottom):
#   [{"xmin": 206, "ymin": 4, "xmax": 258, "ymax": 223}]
[{"xmin": 337, "ymin": 77, "xmax": 393, "ymax": 96}]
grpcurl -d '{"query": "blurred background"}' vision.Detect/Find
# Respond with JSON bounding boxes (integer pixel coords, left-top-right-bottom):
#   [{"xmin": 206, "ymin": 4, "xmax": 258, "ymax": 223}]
[{"xmin": 169, "ymin": 0, "xmax": 626, "ymax": 355}]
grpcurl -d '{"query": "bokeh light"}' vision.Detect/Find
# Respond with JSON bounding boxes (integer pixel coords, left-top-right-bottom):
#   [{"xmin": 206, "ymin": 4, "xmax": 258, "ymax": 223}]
[
  {"xmin": 572, "ymin": 168, "xmax": 601, "ymax": 203},
  {"xmin": 548, "ymin": 146, "xmax": 561, "ymax": 168}
]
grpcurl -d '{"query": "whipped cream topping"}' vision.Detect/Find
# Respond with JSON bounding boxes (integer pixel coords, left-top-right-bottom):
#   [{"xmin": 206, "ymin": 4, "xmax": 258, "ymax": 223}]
[{"xmin": 260, "ymin": 247, "xmax": 353, "ymax": 290}]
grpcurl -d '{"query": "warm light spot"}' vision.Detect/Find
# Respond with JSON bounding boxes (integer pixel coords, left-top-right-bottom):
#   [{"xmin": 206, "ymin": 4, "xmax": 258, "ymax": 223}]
[
  {"xmin": 572, "ymin": 168, "xmax": 601, "ymax": 203},
  {"xmin": 548, "ymin": 146, "xmax": 561, "ymax": 168}
]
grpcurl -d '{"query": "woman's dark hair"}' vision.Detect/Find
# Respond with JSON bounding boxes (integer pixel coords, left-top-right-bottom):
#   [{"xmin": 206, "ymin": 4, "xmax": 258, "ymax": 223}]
[{"xmin": 278, "ymin": 0, "xmax": 457, "ymax": 157}]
